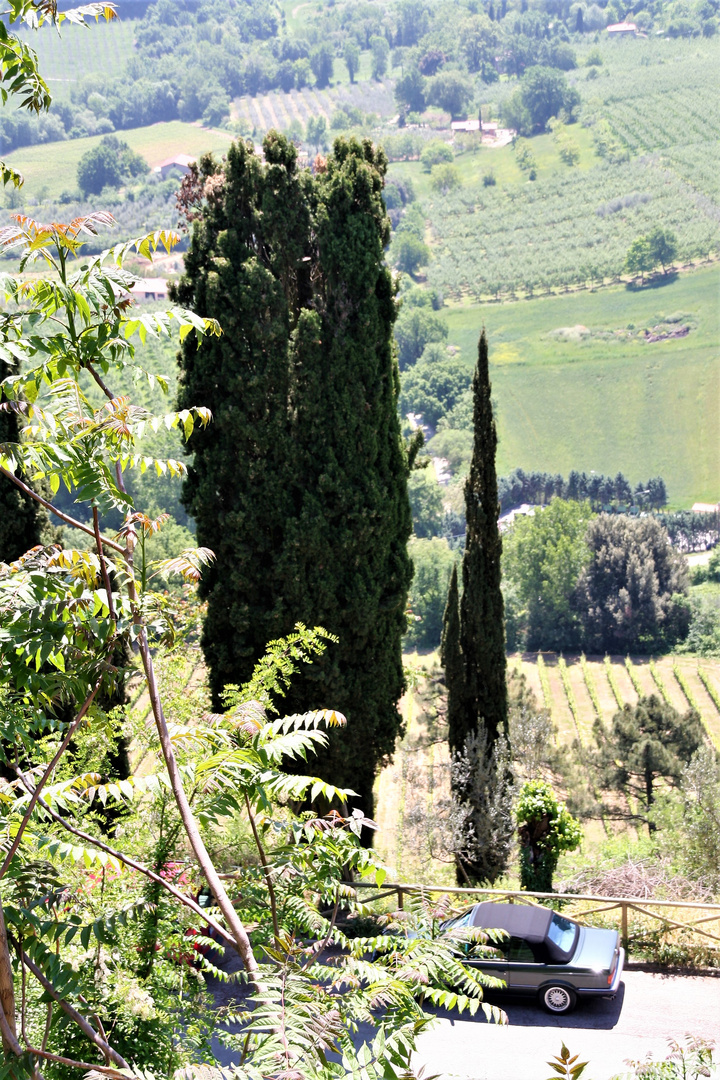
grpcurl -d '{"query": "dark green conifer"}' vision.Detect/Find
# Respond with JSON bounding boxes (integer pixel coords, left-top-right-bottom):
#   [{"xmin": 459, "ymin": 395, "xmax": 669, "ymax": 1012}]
[
  {"xmin": 441, "ymin": 563, "xmax": 464, "ymax": 752},
  {"xmin": 177, "ymin": 135, "xmax": 412, "ymax": 819},
  {"xmin": 443, "ymin": 330, "xmax": 509, "ymax": 883},
  {"xmin": 0, "ymin": 361, "xmax": 45, "ymax": 562},
  {"xmin": 457, "ymin": 329, "xmax": 507, "ymax": 747}
]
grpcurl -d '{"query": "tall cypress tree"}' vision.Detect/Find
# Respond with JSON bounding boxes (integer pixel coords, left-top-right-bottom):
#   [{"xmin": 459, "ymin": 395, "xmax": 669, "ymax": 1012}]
[
  {"xmin": 456, "ymin": 329, "xmax": 507, "ymax": 747},
  {"xmin": 443, "ymin": 330, "xmax": 509, "ymax": 882},
  {"xmin": 0, "ymin": 361, "xmax": 45, "ymax": 562},
  {"xmin": 177, "ymin": 135, "xmax": 412, "ymax": 819},
  {"xmin": 441, "ymin": 563, "xmax": 464, "ymax": 751}
]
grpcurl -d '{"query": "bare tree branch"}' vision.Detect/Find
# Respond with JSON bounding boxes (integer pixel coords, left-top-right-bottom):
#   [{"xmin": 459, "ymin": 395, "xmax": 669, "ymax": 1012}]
[
  {"xmin": 127, "ymin": 586, "xmax": 262, "ymax": 986},
  {"xmin": 0, "ymin": 466, "xmax": 124, "ymax": 553},
  {"xmin": 244, "ymin": 790, "xmax": 280, "ymax": 945}
]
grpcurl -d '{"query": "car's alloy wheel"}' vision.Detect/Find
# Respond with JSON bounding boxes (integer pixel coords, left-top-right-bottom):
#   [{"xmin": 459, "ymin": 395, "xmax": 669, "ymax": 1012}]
[{"xmin": 541, "ymin": 985, "xmax": 577, "ymax": 1014}]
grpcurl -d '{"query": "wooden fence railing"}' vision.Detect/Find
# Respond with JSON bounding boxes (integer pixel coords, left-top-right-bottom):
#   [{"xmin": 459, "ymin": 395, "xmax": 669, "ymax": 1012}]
[{"xmin": 343, "ymin": 881, "xmax": 720, "ymax": 959}]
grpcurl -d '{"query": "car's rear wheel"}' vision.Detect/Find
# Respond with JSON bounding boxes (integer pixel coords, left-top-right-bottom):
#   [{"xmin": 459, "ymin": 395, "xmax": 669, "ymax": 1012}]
[{"xmin": 540, "ymin": 984, "xmax": 577, "ymax": 1014}]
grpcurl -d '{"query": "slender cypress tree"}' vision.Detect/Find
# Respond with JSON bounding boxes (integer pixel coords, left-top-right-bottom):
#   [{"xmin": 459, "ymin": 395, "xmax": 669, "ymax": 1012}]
[
  {"xmin": 443, "ymin": 329, "xmax": 509, "ymax": 882},
  {"xmin": 457, "ymin": 328, "xmax": 507, "ymax": 746},
  {"xmin": 441, "ymin": 563, "xmax": 464, "ymax": 751},
  {"xmin": 177, "ymin": 135, "xmax": 412, "ymax": 819},
  {"xmin": 0, "ymin": 362, "xmax": 45, "ymax": 562}
]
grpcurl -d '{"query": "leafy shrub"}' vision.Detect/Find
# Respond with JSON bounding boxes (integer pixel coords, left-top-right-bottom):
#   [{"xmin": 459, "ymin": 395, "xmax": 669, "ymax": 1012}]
[
  {"xmin": 516, "ymin": 780, "xmax": 582, "ymax": 892},
  {"xmin": 420, "ymin": 140, "xmax": 454, "ymax": 171},
  {"xmin": 430, "ymin": 163, "xmax": 461, "ymax": 193}
]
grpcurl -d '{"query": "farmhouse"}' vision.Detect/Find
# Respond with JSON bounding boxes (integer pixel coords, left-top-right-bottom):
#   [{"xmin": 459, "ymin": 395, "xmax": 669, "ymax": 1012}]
[
  {"xmin": 450, "ymin": 119, "xmax": 498, "ymax": 134},
  {"xmin": 153, "ymin": 153, "xmax": 195, "ymax": 179},
  {"xmin": 607, "ymin": 21, "xmax": 638, "ymax": 35},
  {"xmin": 499, "ymin": 503, "xmax": 536, "ymax": 530},
  {"xmin": 692, "ymin": 502, "xmax": 720, "ymax": 514},
  {"xmin": 130, "ymin": 278, "xmax": 169, "ymax": 302}
]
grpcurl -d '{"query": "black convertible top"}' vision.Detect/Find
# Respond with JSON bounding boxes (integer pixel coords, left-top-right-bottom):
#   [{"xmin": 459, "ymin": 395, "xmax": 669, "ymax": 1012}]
[
  {"xmin": 469, "ymin": 902, "xmax": 552, "ymax": 942},
  {"xmin": 468, "ymin": 902, "xmax": 578, "ymax": 962}
]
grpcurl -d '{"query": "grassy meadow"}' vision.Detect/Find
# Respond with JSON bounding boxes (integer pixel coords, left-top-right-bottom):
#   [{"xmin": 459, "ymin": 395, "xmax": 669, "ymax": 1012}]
[
  {"xmin": 3, "ymin": 122, "xmax": 234, "ymax": 199},
  {"xmin": 440, "ymin": 263, "xmax": 720, "ymax": 508}
]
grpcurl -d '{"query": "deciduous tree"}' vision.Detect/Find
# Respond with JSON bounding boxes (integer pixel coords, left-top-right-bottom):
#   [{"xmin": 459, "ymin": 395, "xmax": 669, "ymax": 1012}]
[
  {"xmin": 343, "ymin": 39, "xmax": 360, "ymax": 82},
  {"xmin": 503, "ymin": 498, "xmax": 595, "ymax": 651}
]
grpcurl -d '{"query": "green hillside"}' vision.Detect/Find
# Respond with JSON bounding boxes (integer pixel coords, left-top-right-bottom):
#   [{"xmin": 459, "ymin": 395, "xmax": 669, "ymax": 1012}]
[
  {"xmin": 19, "ymin": 19, "xmax": 136, "ymax": 97},
  {"xmin": 442, "ymin": 264, "xmax": 720, "ymax": 507},
  {"xmin": 388, "ymin": 36, "xmax": 720, "ymax": 300},
  {"xmin": 3, "ymin": 122, "xmax": 233, "ymax": 199}
]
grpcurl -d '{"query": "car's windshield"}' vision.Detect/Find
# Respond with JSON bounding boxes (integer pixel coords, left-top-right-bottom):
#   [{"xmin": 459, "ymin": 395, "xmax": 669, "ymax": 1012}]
[
  {"xmin": 547, "ymin": 913, "xmax": 577, "ymax": 956},
  {"xmin": 442, "ymin": 908, "xmax": 474, "ymax": 930}
]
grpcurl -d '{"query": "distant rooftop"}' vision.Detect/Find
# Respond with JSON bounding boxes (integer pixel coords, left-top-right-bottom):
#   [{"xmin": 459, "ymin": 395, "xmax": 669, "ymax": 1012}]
[
  {"xmin": 154, "ymin": 154, "xmax": 196, "ymax": 178},
  {"xmin": 130, "ymin": 278, "xmax": 169, "ymax": 300},
  {"xmin": 607, "ymin": 20, "xmax": 637, "ymax": 32}
]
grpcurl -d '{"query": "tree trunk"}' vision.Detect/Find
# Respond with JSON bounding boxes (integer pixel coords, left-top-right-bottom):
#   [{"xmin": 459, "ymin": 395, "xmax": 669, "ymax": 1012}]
[{"xmin": 0, "ymin": 899, "xmax": 17, "ymax": 1055}]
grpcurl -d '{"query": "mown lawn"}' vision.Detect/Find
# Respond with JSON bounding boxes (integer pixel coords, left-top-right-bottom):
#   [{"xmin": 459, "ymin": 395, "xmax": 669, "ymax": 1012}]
[{"xmin": 441, "ymin": 264, "xmax": 720, "ymax": 508}]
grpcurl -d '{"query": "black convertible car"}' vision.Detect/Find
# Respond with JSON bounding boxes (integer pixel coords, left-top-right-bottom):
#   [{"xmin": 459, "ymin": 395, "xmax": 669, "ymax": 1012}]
[{"xmin": 443, "ymin": 901, "xmax": 625, "ymax": 1014}]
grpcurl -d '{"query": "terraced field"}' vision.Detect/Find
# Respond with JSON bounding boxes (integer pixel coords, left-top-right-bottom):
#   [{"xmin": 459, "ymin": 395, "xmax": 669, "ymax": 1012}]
[
  {"xmin": 232, "ymin": 79, "xmax": 396, "ymax": 134},
  {"xmin": 513, "ymin": 653, "xmax": 720, "ymax": 751},
  {"xmin": 374, "ymin": 652, "xmax": 720, "ymax": 881}
]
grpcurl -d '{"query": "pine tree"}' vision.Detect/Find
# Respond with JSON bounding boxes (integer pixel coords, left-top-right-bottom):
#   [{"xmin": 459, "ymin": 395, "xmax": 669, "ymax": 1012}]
[
  {"xmin": 458, "ymin": 329, "xmax": 507, "ymax": 748},
  {"xmin": 177, "ymin": 135, "xmax": 412, "ymax": 819}
]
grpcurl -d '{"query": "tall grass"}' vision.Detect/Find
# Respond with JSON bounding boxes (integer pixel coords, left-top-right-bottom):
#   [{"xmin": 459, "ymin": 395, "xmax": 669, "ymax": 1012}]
[
  {"xmin": 649, "ymin": 659, "xmax": 673, "ymax": 707},
  {"xmin": 581, "ymin": 653, "xmax": 602, "ymax": 719},
  {"xmin": 536, "ymin": 653, "xmax": 552, "ymax": 711},
  {"xmin": 604, "ymin": 655, "xmax": 624, "ymax": 709}
]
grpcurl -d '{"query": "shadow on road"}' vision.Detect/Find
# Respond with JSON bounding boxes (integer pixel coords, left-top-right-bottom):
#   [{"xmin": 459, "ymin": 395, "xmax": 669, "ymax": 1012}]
[{"xmin": 430, "ymin": 982, "xmax": 626, "ymax": 1031}]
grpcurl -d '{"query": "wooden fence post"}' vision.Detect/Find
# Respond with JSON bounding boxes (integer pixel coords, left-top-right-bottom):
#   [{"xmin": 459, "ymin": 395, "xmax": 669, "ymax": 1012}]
[
  {"xmin": 398, "ymin": 888, "xmax": 404, "ymax": 911},
  {"xmin": 621, "ymin": 902, "xmax": 629, "ymax": 956}
]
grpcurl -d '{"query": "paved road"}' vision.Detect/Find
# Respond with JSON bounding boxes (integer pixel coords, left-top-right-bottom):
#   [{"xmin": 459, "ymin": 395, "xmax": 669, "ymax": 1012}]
[
  {"xmin": 413, "ymin": 972, "xmax": 720, "ymax": 1080},
  {"xmin": 207, "ymin": 959, "xmax": 720, "ymax": 1078}
]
